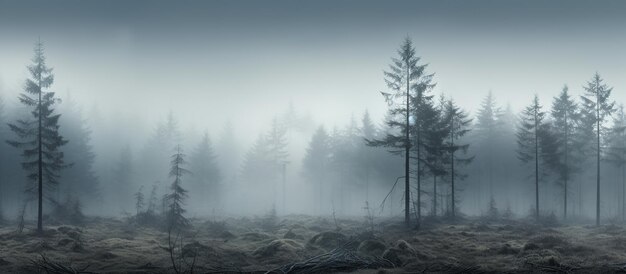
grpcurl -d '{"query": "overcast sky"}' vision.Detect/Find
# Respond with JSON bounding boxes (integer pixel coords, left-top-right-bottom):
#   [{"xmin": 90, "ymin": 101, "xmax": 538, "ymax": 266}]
[{"xmin": 1, "ymin": 0, "xmax": 625, "ymax": 137}]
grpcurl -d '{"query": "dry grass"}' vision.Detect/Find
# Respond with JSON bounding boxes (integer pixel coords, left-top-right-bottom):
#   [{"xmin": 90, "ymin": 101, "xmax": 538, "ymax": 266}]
[{"xmin": 1, "ymin": 216, "xmax": 626, "ymax": 273}]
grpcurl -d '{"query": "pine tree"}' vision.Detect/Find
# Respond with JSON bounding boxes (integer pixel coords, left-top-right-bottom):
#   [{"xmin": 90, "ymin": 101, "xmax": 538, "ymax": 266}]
[
  {"xmin": 368, "ymin": 38, "xmax": 434, "ymax": 226},
  {"xmin": 443, "ymin": 99, "xmax": 473, "ymax": 218},
  {"xmin": 217, "ymin": 121, "xmax": 240, "ymax": 183},
  {"xmin": 134, "ymin": 185, "xmax": 145, "ymax": 215},
  {"xmin": 266, "ymin": 118, "xmax": 289, "ymax": 208},
  {"xmin": 302, "ymin": 126, "xmax": 331, "ymax": 213},
  {"xmin": 58, "ymin": 94, "xmax": 98, "ymax": 200},
  {"xmin": 190, "ymin": 132, "xmax": 221, "ymax": 208},
  {"xmin": 6, "ymin": 40, "xmax": 68, "ymax": 234},
  {"xmin": 422, "ymin": 95, "xmax": 448, "ymax": 217},
  {"xmin": 241, "ymin": 134, "xmax": 272, "ymax": 184},
  {"xmin": 474, "ymin": 91, "xmax": 502, "ymax": 198},
  {"xmin": 548, "ymin": 86, "xmax": 582, "ymax": 219},
  {"xmin": 142, "ymin": 111, "xmax": 181, "ymax": 191},
  {"xmin": 607, "ymin": 105, "xmax": 626, "ymax": 221},
  {"xmin": 359, "ymin": 110, "xmax": 378, "ymax": 201},
  {"xmin": 581, "ymin": 73, "xmax": 615, "ymax": 226},
  {"xmin": 516, "ymin": 95, "xmax": 549, "ymax": 219},
  {"xmin": 166, "ymin": 145, "xmax": 190, "ymax": 230}
]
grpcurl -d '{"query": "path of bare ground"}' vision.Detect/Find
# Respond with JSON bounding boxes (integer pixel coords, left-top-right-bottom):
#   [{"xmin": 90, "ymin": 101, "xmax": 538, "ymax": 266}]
[{"xmin": 2, "ymin": 215, "xmax": 626, "ymax": 273}]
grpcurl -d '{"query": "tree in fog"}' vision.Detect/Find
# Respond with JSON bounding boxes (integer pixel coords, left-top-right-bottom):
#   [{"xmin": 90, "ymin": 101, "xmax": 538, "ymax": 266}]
[
  {"xmin": 368, "ymin": 38, "xmax": 434, "ymax": 226},
  {"xmin": 302, "ymin": 126, "xmax": 331, "ymax": 212},
  {"xmin": 548, "ymin": 86, "xmax": 582, "ymax": 219},
  {"xmin": 359, "ymin": 110, "xmax": 378, "ymax": 200},
  {"xmin": 142, "ymin": 111, "xmax": 181, "ymax": 191},
  {"xmin": 266, "ymin": 118, "xmax": 289, "ymax": 207},
  {"xmin": 166, "ymin": 145, "xmax": 190, "ymax": 230},
  {"xmin": 581, "ymin": 73, "xmax": 615, "ymax": 225},
  {"xmin": 134, "ymin": 185, "xmax": 145, "ymax": 215},
  {"xmin": 241, "ymin": 134, "xmax": 272, "ymax": 183},
  {"xmin": 607, "ymin": 104, "xmax": 626, "ymax": 220},
  {"xmin": 442, "ymin": 99, "xmax": 473, "ymax": 218},
  {"xmin": 190, "ymin": 132, "xmax": 221, "ymax": 207},
  {"xmin": 113, "ymin": 146, "xmax": 133, "ymax": 209},
  {"xmin": 516, "ymin": 95, "xmax": 549, "ymax": 219},
  {"xmin": 58, "ymin": 94, "xmax": 99, "ymax": 200},
  {"xmin": 473, "ymin": 92, "xmax": 502, "ymax": 198},
  {"xmin": 6, "ymin": 41, "xmax": 68, "ymax": 233},
  {"xmin": 217, "ymin": 121, "xmax": 240, "ymax": 183},
  {"xmin": 421, "ymin": 96, "xmax": 449, "ymax": 217}
]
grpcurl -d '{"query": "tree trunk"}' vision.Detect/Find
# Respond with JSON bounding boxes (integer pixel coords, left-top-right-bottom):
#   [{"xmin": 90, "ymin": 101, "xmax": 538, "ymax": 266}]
[
  {"xmin": 451, "ymin": 135, "xmax": 456, "ymax": 218},
  {"xmin": 534, "ymin": 106, "xmax": 539, "ymax": 220},
  {"xmin": 37, "ymin": 72, "xmax": 43, "ymax": 235},
  {"xmin": 404, "ymin": 63, "xmax": 411, "ymax": 226},
  {"xmin": 596, "ymin": 99, "xmax": 601, "ymax": 226}
]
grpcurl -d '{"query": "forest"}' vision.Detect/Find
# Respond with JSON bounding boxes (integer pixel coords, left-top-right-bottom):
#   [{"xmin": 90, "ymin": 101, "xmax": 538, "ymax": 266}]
[{"xmin": 2, "ymin": 1, "xmax": 626, "ymax": 273}]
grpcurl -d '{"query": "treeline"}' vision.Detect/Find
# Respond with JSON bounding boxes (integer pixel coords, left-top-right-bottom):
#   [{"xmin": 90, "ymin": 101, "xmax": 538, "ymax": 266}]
[
  {"xmin": 369, "ymin": 38, "xmax": 626, "ymax": 227},
  {"xmin": 1, "ymin": 39, "xmax": 625, "ymax": 233}
]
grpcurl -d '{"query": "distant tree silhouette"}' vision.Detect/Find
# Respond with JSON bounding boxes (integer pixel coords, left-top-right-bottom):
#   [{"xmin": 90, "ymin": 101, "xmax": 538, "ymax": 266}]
[
  {"xmin": 166, "ymin": 145, "xmax": 190, "ymax": 230},
  {"xmin": 302, "ymin": 126, "xmax": 331, "ymax": 213},
  {"xmin": 607, "ymin": 104, "xmax": 626, "ymax": 221},
  {"xmin": 190, "ymin": 132, "xmax": 221, "ymax": 208}
]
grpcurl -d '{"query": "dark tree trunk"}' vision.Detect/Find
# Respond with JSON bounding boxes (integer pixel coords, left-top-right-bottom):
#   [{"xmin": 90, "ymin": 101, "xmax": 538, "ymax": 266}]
[
  {"xmin": 404, "ymin": 63, "xmax": 411, "ymax": 226},
  {"xmin": 37, "ymin": 75, "xmax": 43, "ymax": 234},
  {"xmin": 596, "ymin": 98, "xmax": 601, "ymax": 226}
]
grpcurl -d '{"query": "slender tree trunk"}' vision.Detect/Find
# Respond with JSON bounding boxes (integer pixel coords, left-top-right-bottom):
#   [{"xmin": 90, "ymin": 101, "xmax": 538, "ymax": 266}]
[
  {"xmin": 563, "ymin": 116, "xmax": 569, "ymax": 220},
  {"xmin": 534, "ymin": 106, "xmax": 539, "ymax": 219},
  {"xmin": 451, "ymin": 134, "xmax": 456, "ymax": 218},
  {"xmin": 596, "ymin": 99, "xmax": 601, "ymax": 226},
  {"xmin": 404, "ymin": 65, "xmax": 411, "ymax": 226},
  {"xmin": 417, "ymin": 126, "xmax": 422, "ymax": 227},
  {"xmin": 37, "ymin": 71, "xmax": 43, "ymax": 234}
]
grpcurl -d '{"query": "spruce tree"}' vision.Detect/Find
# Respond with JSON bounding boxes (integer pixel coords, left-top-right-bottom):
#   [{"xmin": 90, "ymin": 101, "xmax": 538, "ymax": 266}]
[
  {"xmin": 443, "ymin": 99, "xmax": 473, "ymax": 218},
  {"xmin": 166, "ymin": 145, "xmax": 190, "ymax": 230},
  {"xmin": 6, "ymin": 40, "xmax": 68, "ymax": 234},
  {"xmin": 581, "ymin": 73, "xmax": 615, "ymax": 226},
  {"xmin": 190, "ymin": 132, "xmax": 221, "ymax": 208},
  {"xmin": 548, "ymin": 86, "xmax": 582, "ymax": 219},
  {"xmin": 516, "ymin": 95, "xmax": 548, "ymax": 219},
  {"xmin": 241, "ymin": 134, "xmax": 272, "ymax": 184},
  {"xmin": 474, "ymin": 91, "xmax": 502, "ymax": 198},
  {"xmin": 607, "ymin": 105, "xmax": 626, "ymax": 221},
  {"xmin": 266, "ymin": 118, "xmax": 289, "ymax": 208},
  {"xmin": 359, "ymin": 110, "xmax": 378, "ymax": 201},
  {"xmin": 368, "ymin": 38, "xmax": 434, "ymax": 226},
  {"xmin": 58, "ymin": 94, "xmax": 98, "ymax": 200},
  {"xmin": 302, "ymin": 126, "xmax": 331, "ymax": 213}
]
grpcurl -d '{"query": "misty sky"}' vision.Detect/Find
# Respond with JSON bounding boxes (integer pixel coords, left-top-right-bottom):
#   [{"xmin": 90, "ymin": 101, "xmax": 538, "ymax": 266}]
[{"xmin": 1, "ymin": 0, "xmax": 626, "ymax": 139}]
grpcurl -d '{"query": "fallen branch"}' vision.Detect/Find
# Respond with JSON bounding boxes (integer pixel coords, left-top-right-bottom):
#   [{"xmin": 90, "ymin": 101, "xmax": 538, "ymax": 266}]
[{"xmin": 379, "ymin": 176, "xmax": 404, "ymax": 214}]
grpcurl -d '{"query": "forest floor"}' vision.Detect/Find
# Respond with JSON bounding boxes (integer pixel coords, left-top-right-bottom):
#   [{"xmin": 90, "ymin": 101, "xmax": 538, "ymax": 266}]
[{"xmin": 1, "ymin": 214, "xmax": 626, "ymax": 273}]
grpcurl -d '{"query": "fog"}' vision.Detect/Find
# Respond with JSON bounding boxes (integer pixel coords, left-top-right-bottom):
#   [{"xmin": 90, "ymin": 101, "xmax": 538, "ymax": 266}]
[{"xmin": 1, "ymin": 0, "xmax": 626, "ymax": 222}]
